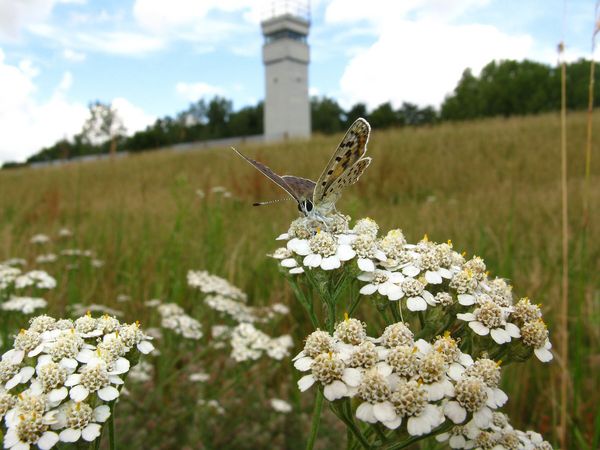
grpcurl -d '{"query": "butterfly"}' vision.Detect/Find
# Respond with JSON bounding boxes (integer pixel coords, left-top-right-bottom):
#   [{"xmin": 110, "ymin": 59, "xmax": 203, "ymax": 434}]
[{"xmin": 232, "ymin": 118, "xmax": 371, "ymax": 221}]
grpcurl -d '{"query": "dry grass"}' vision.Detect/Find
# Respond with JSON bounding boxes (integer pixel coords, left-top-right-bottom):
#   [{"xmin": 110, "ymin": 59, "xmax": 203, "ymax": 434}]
[{"xmin": 0, "ymin": 111, "xmax": 598, "ymax": 447}]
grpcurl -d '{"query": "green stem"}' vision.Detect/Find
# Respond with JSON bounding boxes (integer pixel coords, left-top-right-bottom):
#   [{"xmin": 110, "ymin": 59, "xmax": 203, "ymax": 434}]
[
  {"xmin": 109, "ymin": 403, "xmax": 116, "ymax": 450},
  {"xmin": 379, "ymin": 421, "xmax": 452, "ymax": 450},
  {"xmin": 92, "ymin": 435, "xmax": 101, "ymax": 450},
  {"xmin": 389, "ymin": 302, "xmax": 401, "ymax": 322},
  {"xmin": 379, "ymin": 305, "xmax": 392, "ymax": 325},
  {"xmin": 330, "ymin": 401, "xmax": 371, "ymax": 449},
  {"xmin": 418, "ymin": 311, "xmax": 425, "ymax": 330},
  {"xmin": 372, "ymin": 424, "xmax": 388, "ymax": 445},
  {"xmin": 348, "ymin": 289, "xmax": 362, "ymax": 316},
  {"xmin": 305, "ymin": 389, "xmax": 324, "ymax": 450},
  {"xmin": 288, "ymin": 278, "xmax": 320, "ymax": 328},
  {"xmin": 326, "ymin": 301, "xmax": 337, "ymax": 333}
]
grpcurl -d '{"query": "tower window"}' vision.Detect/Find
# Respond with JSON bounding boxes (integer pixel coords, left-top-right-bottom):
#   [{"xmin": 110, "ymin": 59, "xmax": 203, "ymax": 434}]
[{"xmin": 265, "ymin": 30, "xmax": 307, "ymax": 44}]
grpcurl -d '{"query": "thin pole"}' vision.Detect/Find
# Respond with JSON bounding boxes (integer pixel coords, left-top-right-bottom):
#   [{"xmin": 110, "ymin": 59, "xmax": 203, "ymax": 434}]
[{"xmin": 558, "ymin": 39, "xmax": 569, "ymax": 450}]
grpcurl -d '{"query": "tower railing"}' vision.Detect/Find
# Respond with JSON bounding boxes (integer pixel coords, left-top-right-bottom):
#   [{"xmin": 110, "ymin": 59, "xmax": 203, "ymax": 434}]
[{"xmin": 261, "ymin": 0, "xmax": 310, "ymax": 23}]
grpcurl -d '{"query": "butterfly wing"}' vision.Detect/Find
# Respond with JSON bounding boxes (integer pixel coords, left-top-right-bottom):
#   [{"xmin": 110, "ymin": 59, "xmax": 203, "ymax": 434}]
[
  {"xmin": 232, "ymin": 147, "xmax": 300, "ymax": 202},
  {"xmin": 313, "ymin": 118, "xmax": 371, "ymax": 207},
  {"xmin": 281, "ymin": 176, "xmax": 316, "ymax": 202},
  {"xmin": 318, "ymin": 158, "xmax": 372, "ymax": 208}
]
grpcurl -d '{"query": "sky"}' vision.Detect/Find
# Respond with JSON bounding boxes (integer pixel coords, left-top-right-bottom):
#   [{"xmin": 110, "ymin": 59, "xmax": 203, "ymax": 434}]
[{"xmin": 0, "ymin": 0, "xmax": 597, "ymax": 163}]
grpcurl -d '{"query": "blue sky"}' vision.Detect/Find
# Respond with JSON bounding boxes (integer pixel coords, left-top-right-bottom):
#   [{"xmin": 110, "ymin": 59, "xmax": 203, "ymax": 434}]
[{"xmin": 0, "ymin": 0, "xmax": 597, "ymax": 162}]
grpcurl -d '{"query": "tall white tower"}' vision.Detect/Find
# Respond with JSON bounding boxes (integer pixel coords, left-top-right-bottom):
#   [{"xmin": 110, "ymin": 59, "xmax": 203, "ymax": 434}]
[{"xmin": 261, "ymin": 1, "xmax": 311, "ymax": 140}]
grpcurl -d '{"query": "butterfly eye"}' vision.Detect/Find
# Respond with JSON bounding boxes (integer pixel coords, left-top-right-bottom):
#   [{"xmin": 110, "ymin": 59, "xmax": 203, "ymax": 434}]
[
  {"xmin": 297, "ymin": 202, "xmax": 304, "ymax": 212},
  {"xmin": 305, "ymin": 200, "xmax": 313, "ymax": 212}
]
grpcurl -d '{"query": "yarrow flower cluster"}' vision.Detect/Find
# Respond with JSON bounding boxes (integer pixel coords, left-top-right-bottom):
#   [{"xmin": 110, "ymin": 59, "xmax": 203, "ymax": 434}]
[
  {"xmin": 152, "ymin": 272, "xmax": 293, "ymax": 366},
  {"xmin": 0, "ymin": 313, "xmax": 153, "ymax": 449},
  {"xmin": 230, "ymin": 323, "xmax": 293, "ymax": 362},
  {"xmin": 187, "ymin": 270, "xmax": 247, "ymax": 302},
  {"xmin": 153, "ymin": 302, "xmax": 204, "ymax": 340},
  {"xmin": 436, "ymin": 412, "xmax": 553, "ymax": 449},
  {"xmin": 273, "ymin": 216, "xmax": 553, "ymax": 363},
  {"xmin": 0, "ymin": 266, "xmax": 56, "ymax": 294},
  {"xmin": 1, "ymin": 297, "xmax": 48, "ymax": 314},
  {"xmin": 270, "ymin": 210, "xmax": 554, "ymax": 449},
  {"xmin": 295, "ymin": 319, "xmax": 508, "ymax": 436}
]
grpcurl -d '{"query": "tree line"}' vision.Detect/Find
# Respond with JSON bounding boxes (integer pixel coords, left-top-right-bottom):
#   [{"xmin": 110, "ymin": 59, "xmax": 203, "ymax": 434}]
[{"xmin": 3, "ymin": 58, "xmax": 598, "ymax": 168}]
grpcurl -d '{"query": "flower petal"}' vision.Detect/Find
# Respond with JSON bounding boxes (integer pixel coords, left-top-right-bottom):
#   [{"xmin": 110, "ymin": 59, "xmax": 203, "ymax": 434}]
[
  {"xmin": 534, "ymin": 347, "xmax": 553, "ymax": 362},
  {"xmin": 360, "ymin": 284, "xmax": 377, "ymax": 295},
  {"xmin": 456, "ymin": 312, "xmax": 476, "ymax": 321},
  {"xmin": 81, "ymin": 423, "xmax": 102, "ymax": 442},
  {"xmin": 407, "ymin": 296, "xmax": 427, "ymax": 311},
  {"xmin": 444, "ymin": 401, "xmax": 466, "ymax": 424},
  {"xmin": 293, "ymin": 357, "xmax": 313, "ymax": 372},
  {"xmin": 48, "ymin": 387, "xmax": 68, "ymax": 404},
  {"xmin": 490, "ymin": 327, "xmax": 510, "ymax": 344},
  {"xmin": 342, "ymin": 368, "xmax": 362, "ymax": 387},
  {"xmin": 382, "ymin": 416, "xmax": 402, "ymax": 430},
  {"xmin": 93, "ymin": 405, "xmax": 111, "ymax": 422},
  {"xmin": 297, "ymin": 375, "xmax": 315, "ymax": 392},
  {"xmin": 356, "ymin": 402, "xmax": 377, "ymax": 423},
  {"xmin": 505, "ymin": 323, "xmax": 521, "ymax": 338},
  {"xmin": 321, "ymin": 256, "xmax": 341, "ymax": 270},
  {"xmin": 473, "ymin": 406, "xmax": 493, "ymax": 428},
  {"xmin": 98, "ymin": 386, "xmax": 119, "ymax": 401},
  {"xmin": 281, "ymin": 258, "xmax": 297, "ymax": 268},
  {"xmin": 38, "ymin": 431, "xmax": 59, "ymax": 450},
  {"xmin": 70, "ymin": 385, "xmax": 89, "ymax": 402},
  {"xmin": 403, "ymin": 265, "xmax": 420, "ymax": 277},
  {"xmin": 468, "ymin": 321, "xmax": 489, "ymax": 336},
  {"xmin": 357, "ymin": 258, "xmax": 375, "ymax": 272},
  {"xmin": 337, "ymin": 245, "xmax": 356, "ymax": 261},
  {"xmin": 373, "ymin": 401, "xmax": 396, "ymax": 422},
  {"xmin": 323, "ymin": 380, "xmax": 347, "ymax": 401},
  {"xmin": 457, "ymin": 294, "xmax": 476, "ymax": 306},
  {"xmin": 304, "ymin": 254, "xmax": 322, "ymax": 268},
  {"xmin": 288, "ymin": 239, "xmax": 310, "ymax": 255},
  {"xmin": 425, "ymin": 271, "xmax": 442, "ymax": 285},
  {"xmin": 137, "ymin": 340, "xmax": 154, "ymax": 354},
  {"xmin": 59, "ymin": 428, "xmax": 81, "ymax": 443}
]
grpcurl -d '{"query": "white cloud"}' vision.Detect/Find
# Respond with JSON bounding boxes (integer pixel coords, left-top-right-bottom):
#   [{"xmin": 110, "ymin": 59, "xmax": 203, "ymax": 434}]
[
  {"xmin": 0, "ymin": 0, "xmax": 56, "ymax": 40},
  {"xmin": 62, "ymin": 48, "xmax": 86, "ymax": 61},
  {"xmin": 132, "ymin": 0, "xmax": 262, "ymax": 53},
  {"xmin": 29, "ymin": 25, "xmax": 165, "ymax": 55},
  {"xmin": 57, "ymin": 71, "xmax": 73, "ymax": 91},
  {"xmin": 0, "ymin": 50, "xmax": 87, "ymax": 162},
  {"xmin": 0, "ymin": 48, "xmax": 154, "ymax": 163},
  {"xmin": 175, "ymin": 81, "xmax": 224, "ymax": 102},
  {"xmin": 325, "ymin": 0, "xmax": 535, "ymax": 108},
  {"xmin": 0, "ymin": 0, "xmax": 85, "ymax": 40},
  {"xmin": 133, "ymin": 0, "xmax": 265, "ymax": 31},
  {"xmin": 111, "ymin": 97, "xmax": 156, "ymax": 135}
]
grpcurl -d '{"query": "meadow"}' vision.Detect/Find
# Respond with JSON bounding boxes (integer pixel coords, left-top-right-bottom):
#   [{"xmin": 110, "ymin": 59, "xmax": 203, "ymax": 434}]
[{"xmin": 0, "ymin": 111, "xmax": 598, "ymax": 449}]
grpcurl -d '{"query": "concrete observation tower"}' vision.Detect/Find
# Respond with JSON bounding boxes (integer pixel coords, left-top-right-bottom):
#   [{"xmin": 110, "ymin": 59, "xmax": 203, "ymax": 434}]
[{"xmin": 261, "ymin": 1, "xmax": 311, "ymax": 140}]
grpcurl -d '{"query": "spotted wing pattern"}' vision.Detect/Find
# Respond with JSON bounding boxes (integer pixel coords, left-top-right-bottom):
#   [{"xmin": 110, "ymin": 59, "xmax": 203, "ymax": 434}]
[
  {"xmin": 313, "ymin": 118, "xmax": 371, "ymax": 206},
  {"xmin": 318, "ymin": 158, "xmax": 372, "ymax": 208},
  {"xmin": 281, "ymin": 176, "xmax": 316, "ymax": 202},
  {"xmin": 232, "ymin": 148, "xmax": 300, "ymax": 202}
]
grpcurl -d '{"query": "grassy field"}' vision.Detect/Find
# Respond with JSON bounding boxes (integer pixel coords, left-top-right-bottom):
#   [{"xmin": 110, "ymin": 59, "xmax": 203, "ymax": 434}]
[{"xmin": 0, "ymin": 111, "xmax": 598, "ymax": 448}]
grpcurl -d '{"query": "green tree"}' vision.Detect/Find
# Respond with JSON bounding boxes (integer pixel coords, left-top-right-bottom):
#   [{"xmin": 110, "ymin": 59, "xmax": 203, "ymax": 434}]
[
  {"xmin": 345, "ymin": 103, "xmax": 368, "ymax": 126},
  {"xmin": 311, "ymin": 96, "xmax": 344, "ymax": 133},
  {"xmin": 206, "ymin": 96, "xmax": 233, "ymax": 137},
  {"xmin": 369, "ymin": 102, "xmax": 399, "ymax": 128}
]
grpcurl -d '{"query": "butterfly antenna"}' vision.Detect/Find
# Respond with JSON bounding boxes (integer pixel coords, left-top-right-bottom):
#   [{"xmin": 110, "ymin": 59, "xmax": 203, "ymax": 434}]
[{"xmin": 253, "ymin": 198, "xmax": 293, "ymax": 207}]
